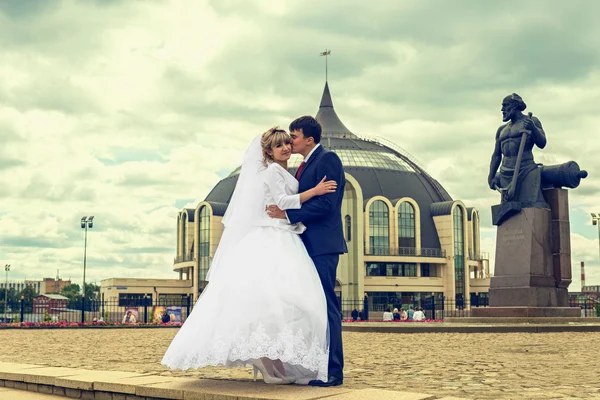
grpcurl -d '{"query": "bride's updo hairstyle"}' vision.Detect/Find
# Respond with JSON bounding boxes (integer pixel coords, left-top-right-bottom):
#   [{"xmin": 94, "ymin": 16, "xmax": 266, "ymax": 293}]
[{"xmin": 261, "ymin": 126, "xmax": 291, "ymax": 166}]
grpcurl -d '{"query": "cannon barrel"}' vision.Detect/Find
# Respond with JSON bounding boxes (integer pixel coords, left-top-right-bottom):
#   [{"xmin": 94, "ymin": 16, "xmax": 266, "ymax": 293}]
[{"xmin": 541, "ymin": 161, "xmax": 588, "ymax": 189}]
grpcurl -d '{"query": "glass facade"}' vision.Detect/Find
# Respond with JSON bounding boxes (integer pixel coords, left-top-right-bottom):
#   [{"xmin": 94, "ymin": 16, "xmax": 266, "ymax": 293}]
[
  {"xmin": 472, "ymin": 211, "xmax": 479, "ymax": 254},
  {"xmin": 158, "ymin": 294, "xmax": 188, "ymax": 306},
  {"xmin": 366, "ymin": 262, "xmax": 417, "ymax": 277},
  {"xmin": 228, "ymin": 149, "xmax": 416, "ymax": 177},
  {"xmin": 453, "ymin": 206, "xmax": 465, "ymax": 305},
  {"xmin": 181, "ymin": 214, "xmax": 188, "ymax": 257},
  {"xmin": 198, "ymin": 206, "xmax": 210, "ymax": 282},
  {"xmin": 119, "ymin": 293, "xmax": 152, "ymax": 307},
  {"xmin": 369, "ymin": 200, "xmax": 389, "ymax": 255},
  {"xmin": 421, "ymin": 263, "xmax": 436, "ymax": 277},
  {"xmin": 366, "ymin": 291, "xmax": 442, "ymax": 312},
  {"xmin": 398, "ymin": 202, "xmax": 416, "ymax": 250}
]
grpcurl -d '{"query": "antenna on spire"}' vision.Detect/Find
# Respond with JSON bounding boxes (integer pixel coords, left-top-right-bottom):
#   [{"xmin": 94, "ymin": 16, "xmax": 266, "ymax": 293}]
[{"xmin": 319, "ymin": 49, "xmax": 331, "ymax": 82}]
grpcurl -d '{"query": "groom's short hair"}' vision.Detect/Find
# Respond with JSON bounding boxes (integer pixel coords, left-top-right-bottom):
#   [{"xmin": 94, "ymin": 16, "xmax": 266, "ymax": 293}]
[{"xmin": 289, "ymin": 116, "xmax": 322, "ymax": 144}]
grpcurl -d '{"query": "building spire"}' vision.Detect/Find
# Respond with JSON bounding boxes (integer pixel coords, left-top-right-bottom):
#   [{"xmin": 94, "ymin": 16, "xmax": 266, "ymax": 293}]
[
  {"xmin": 319, "ymin": 81, "xmax": 333, "ymax": 108},
  {"xmin": 315, "ymin": 81, "xmax": 357, "ymax": 138}
]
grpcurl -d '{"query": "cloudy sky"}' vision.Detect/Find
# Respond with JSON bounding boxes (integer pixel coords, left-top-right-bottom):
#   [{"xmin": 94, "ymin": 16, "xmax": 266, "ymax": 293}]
[{"xmin": 1, "ymin": 0, "xmax": 599, "ymax": 290}]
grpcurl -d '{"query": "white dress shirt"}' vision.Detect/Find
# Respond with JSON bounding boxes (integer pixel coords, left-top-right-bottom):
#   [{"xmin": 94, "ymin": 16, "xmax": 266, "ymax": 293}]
[{"xmin": 302, "ymin": 143, "xmax": 321, "ymax": 164}]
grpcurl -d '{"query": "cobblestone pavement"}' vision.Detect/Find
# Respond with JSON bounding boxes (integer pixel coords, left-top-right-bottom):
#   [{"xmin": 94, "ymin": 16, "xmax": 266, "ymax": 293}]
[{"xmin": 0, "ymin": 329, "xmax": 598, "ymax": 399}]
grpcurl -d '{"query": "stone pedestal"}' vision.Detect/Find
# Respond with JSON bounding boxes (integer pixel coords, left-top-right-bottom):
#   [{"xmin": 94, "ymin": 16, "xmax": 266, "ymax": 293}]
[
  {"xmin": 473, "ymin": 190, "xmax": 579, "ymax": 318},
  {"xmin": 544, "ymin": 188, "xmax": 572, "ymax": 290}
]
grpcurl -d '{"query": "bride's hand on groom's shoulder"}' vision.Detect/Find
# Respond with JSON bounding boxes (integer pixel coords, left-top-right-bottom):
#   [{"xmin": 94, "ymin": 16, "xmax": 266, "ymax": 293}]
[{"xmin": 313, "ymin": 176, "xmax": 337, "ymax": 196}]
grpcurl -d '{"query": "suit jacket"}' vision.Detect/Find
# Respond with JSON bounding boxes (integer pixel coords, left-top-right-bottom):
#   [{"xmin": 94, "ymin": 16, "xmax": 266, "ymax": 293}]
[{"xmin": 287, "ymin": 146, "xmax": 348, "ymax": 257}]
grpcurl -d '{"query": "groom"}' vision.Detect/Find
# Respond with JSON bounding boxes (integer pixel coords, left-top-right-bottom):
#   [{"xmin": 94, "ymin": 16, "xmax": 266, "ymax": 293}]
[{"xmin": 267, "ymin": 115, "xmax": 347, "ymax": 387}]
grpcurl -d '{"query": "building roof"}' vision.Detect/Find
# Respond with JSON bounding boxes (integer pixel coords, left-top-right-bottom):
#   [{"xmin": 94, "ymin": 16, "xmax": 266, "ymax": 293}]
[
  {"xmin": 315, "ymin": 82, "xmax": 358, "ymax": 139},
  {"xmin": 206, "ymin": 201, "xmax": 228, "ymax": 216},
  {"xmin": 430, "ymin": 201, "xmax": 455, "ymax": 217},
  {"xmin": 38, "ymin": 294, "xmax": 69, "ymax": 300},
  {"xmin": 182, "ymin": 208, "xmax": 195, "ymax": 222},
  {"xmin": 467, "ymin": 207, "xmax": 475, "ymax": 221}
]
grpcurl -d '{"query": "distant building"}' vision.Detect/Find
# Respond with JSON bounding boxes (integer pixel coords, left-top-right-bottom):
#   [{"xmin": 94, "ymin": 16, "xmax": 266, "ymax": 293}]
[
  {"xmin": 33, "ymin": 294, "xmax": 69, "ymax": 315},
  {"xmin": 100, "ymin": 278, "xmax": 193, "ymax": 306},
  {"xmin": 0, "ymin": 278, "xmax": 71, "ymax": 295},
  {"xmin": 582, "ymin": 285, "xmax": 600, "ymax": 294},
  {"xmin": 0, "ymin": 280, "xmax": 42, "ymax": 294}
]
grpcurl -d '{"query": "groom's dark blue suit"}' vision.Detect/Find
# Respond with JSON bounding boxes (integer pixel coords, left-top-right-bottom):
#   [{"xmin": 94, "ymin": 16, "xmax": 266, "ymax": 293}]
[{"xmin": 287, "ymin": 145, "xmax": 347, "ymax": 383}]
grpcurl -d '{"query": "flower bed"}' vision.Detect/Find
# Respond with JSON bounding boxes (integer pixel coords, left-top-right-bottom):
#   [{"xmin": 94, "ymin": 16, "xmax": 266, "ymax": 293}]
[
  {"xmin": 0, "ymin": 321, "xmax": 183, "ymax": 329},
  {"xmin": 343, "ymin": 319, "xmax": 443, "ymax": 323}
]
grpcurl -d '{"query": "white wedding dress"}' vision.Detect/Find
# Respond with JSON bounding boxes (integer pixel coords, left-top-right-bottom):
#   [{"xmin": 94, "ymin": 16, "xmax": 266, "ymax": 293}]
[{"xmin": 161, "ymin": 151, "xmax": 329, "ymax": 384}]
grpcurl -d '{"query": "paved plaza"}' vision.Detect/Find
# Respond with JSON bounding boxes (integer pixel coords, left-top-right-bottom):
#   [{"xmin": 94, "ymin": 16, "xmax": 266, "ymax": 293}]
[{"xmin": 0, "ymin": 328, "xmax": 599, "ymax": 399}]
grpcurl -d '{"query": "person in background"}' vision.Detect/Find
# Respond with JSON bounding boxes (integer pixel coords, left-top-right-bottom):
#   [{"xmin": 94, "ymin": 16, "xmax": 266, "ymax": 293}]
[
  {"xmin": 400, "ymin": 309, "xmax": 408, "ymax": 321},
  {"xmin": 351, "ymin": 308, "xmax": 359, "ymax": 321},
  {"xmin": 382, "ymin": 308, "xmax": 394, "ymax": 321},
  {"xmin": 392, "ymin": 308, "xmax": 400, "ymax": 321},
  {"xmin": 407, "ymin": 305, "xmax": 415, "ymax": 321},
  {"xmin": 413, "ymin": 308, "xmax": 426, "ymax": 321},
  {"xmin": 162, "ymin": 310, "xmax": 171, "ymax": 324}
]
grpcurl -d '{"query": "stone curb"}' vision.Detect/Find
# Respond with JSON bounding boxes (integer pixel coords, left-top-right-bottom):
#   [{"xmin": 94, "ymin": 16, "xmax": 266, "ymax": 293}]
[
  {"xmin": 0, "ymin": 362, "xmax": 465, "ymax": 400},
  {"xmin": 0, "ymin": 325, "xmax": 181, "ymax": 330},
  {"xmin": 342, "ymin": 323, "xmax": 600, "ymax": 333},
  {"xmin": 3, "ymin": 322, "xmax": 600, "ymax": 333}
]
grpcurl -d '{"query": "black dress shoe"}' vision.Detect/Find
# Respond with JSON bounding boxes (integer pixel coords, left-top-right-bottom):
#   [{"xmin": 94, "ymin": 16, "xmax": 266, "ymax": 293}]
[{"xmin": 308, "ymin": 377, "xmax": 343, "ymax": 387}]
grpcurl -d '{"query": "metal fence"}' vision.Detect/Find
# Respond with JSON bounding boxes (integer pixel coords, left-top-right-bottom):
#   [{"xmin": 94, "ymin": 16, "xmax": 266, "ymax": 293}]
[
  {"xmin": 2, "ymin": 294, "xmax": 597, "ymax": 325},
  {"xmin": 365, "ymin": 246, "xmax": 446, "ymax": 257},
  {"xmin": 0, "ymin": 296, "xmax": 195, "ymax": 324},
  {"xmin": 341, "ymin": 296, "xmax": 600, "ymax": 320}
]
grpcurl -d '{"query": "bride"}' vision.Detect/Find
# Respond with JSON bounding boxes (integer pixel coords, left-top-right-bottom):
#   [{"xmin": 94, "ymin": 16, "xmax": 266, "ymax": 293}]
[{"xmin": 161, "ymin": 127, "xmax": 336, "ymax": 384}]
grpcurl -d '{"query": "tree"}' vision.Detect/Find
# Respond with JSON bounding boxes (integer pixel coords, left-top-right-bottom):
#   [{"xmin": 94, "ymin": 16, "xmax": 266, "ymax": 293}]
[
  {"xmin": 19, "ymin": 286, "xmax": 38, "ymax": 308},
  {"xmin": 59, "ymin": 283, "xmax": 100, "ymax": 311},
  {"xmin": 6, "ymin": 288, "xmax": 19, "ymax": 311},
  {"xmin": 84, "ymin": 283, "xmax": 100, "ymax": 311},
  {"xmin": 61, "ymin": 284, "xmax": 81, "ymax": 310}
]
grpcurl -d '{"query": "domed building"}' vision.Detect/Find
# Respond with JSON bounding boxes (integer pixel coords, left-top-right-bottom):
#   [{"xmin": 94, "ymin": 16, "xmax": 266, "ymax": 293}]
[{"xmin": 174, "ymin": 83, "xmax": 490, "ymax": 313}]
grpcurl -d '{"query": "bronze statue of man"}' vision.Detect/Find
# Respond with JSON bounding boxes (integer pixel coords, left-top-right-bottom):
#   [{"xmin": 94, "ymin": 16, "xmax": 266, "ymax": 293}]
[{"xmin": 488, "ymin": 94, "xmax": 553, "ymax": 224}]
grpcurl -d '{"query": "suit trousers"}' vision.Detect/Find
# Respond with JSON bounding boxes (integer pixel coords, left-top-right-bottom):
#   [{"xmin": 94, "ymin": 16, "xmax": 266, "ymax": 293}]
[{"xmin": 312, "ymin": 253, "xmax": 343, "ymax": 380}]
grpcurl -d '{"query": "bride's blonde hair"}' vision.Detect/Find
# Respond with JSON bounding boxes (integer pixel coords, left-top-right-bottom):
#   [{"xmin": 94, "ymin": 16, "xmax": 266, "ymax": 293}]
[{"xmin": 261, "ymin": 126, "xmax": 291, "ymax": 166}]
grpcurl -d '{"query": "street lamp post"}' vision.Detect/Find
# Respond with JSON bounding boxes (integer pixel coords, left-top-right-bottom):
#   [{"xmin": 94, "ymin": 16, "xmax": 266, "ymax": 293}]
[
  {"xmin": 592, "ymin": 213, "xmax": 600, "ymax": 271},
  {"xmin": 3, "ymin": 264, "xmax": 10, "ymax": 324},
  {"xmin": 81, "ymin": 216, "xmax": 94, "ymax": 323}
]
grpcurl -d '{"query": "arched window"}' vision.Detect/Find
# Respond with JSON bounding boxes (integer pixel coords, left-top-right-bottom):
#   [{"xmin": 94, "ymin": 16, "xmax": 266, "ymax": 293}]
[
  {"xmin": 398, "ymin": 202, "xmax": 416, "ymax": 254},
  {"xmin": 472, "ymin": 212, "xmax": 479, "ymax": 256},
  {"xmin": 369, "ymin": 200, "xmax": 389, "ymax": 255},
  {"xmin": 345, "ymin": 215, "xmax": 351, "ymax": 242},
  {"xmin": 182, "ymin": 214, "xmax": 188, "ymax": 257},
  {"xmin": 453, "ymin": 206, "xmax": 465, "ymax": 306},
  {"xmin": 198, "ymin": 207, "xmax": 210, "ymax": 281}
]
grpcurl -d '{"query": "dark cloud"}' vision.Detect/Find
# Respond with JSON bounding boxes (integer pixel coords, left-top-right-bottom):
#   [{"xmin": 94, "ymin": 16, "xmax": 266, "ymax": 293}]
[
  {"xmin": 0, "ymin": 0, "xmax": 55, "ymax": 18},
  {"xmin": 4, "ymin": 75, "xmax": 102, "ymax": 114},
  {"xmin": 1, "ymin": 236, "xmax": 70, "ymax": 249},
  {"xmin": 0, "ymin": 158, "xmax": 26, "ymax": 170}
]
